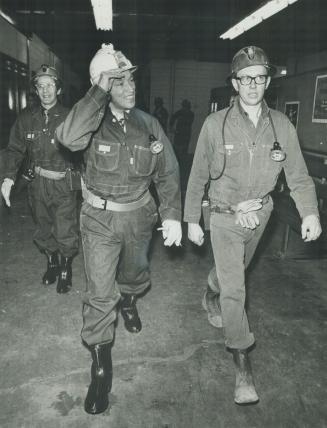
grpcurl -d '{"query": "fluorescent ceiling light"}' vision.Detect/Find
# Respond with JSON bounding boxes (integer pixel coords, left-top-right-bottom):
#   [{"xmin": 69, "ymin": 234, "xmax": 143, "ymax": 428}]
[
  {"xmin": 90, "ymin": 0, "xmax": 113, "ymax": 30},
  {"xmin": 0, "ymin": 9, "xmax": 15, "ymax": 25},
  {"xmin": 220, "ymin": 0, "xmax": 299, "ymax": 40}
]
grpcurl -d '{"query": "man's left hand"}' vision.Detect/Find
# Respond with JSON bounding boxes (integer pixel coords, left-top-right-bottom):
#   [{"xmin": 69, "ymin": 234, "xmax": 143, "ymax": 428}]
[
  {"xmin": 301, "ymin": 214, "xmax": 322, "ymax": 242},
  {"xmin": 161, "ymin": 219, "xmax": 182, "ymax": 246}
]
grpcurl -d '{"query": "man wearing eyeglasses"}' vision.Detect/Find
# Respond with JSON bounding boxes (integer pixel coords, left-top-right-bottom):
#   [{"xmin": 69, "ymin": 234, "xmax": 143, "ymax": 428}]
[
  {"xmin": 1, "ymin": 65, "xmax": 80, "ymax": 294},
  {"xmin": 184, "ymin": 46, "xmax": 321, "ymax": 405}
]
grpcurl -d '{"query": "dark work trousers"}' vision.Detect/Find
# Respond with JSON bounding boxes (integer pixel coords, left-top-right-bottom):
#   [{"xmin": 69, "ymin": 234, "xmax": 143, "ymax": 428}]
[
  {"xmin": 80, "ymin": 197, "xmax": 158, "ymax": 346},
  {"xmin": 209, "ymin": 198, "xmax": 273, "ymax": 350},
  {"xmin": 28, "ymin": 175, "xmax": 79, "ymax": 258}
]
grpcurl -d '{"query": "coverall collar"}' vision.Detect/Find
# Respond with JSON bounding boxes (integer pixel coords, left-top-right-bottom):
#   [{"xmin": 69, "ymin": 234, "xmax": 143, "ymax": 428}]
[{"xmin": 231, "ymin": 96, "xmax": 270, "ymax": 121}]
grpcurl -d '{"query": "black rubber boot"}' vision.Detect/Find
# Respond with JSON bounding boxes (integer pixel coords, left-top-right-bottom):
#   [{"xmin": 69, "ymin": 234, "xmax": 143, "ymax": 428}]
[
  {"xmin": 120, "ymin": 293, "xmax": 142, "ymax": 333},
  {"xmin": 42, "ymin": 251, "xmax": 59, "ymax": 285},
  {"xmin": 84, "ymin": 343, "xmax": 112, "ymax": 415},
  {"xmin": 232, "ymin": 349, "xmax": 259, "ymax": 405},
  {"xmin": 56, "ymin": 256, "xmax": 73, "ymax": 294}
]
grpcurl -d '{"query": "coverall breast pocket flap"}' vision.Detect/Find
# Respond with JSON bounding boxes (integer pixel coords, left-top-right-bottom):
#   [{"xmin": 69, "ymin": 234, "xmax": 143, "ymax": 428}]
[
  {"xmin": 221, "ymin": 142, "xmax": 243, "ymax": 167},
  {"xmin": 94, "ymin": 139, "xmax": 120, "ymax": 172}
]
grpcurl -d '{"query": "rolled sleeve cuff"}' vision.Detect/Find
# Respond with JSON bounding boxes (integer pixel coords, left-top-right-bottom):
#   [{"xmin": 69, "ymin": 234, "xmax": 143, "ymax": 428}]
[
  {"xmin": 183, "ymin": 213, "xmax": 201, "ymax": 224},
  {"xmin": 298, "ymin": 206, "xmax": 320, "ymax": 219},
  {"xmin": 88, "ymin": 84, "xmax": 110, "ymax": 106}
]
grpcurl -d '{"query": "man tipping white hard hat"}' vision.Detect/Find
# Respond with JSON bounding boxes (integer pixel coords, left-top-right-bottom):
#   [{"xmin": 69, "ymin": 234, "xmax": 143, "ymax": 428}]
[{"xmin": 89, "ymin": 43, "xmax": 137, "ymax": 84}]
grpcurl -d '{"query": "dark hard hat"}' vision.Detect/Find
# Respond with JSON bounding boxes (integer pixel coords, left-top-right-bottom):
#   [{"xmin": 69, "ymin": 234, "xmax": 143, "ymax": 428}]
[
  {"xmin": 230, "ymin": 46, "xmax": 276, "ymax": 77},
  {"xmin": 32, "ymin": 64, "xmax": 60, "ymax": 84}
]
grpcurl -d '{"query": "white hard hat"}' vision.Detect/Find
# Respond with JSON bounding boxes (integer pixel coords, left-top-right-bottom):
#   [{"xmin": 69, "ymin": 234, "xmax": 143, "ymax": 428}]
[{"xmin": 89, "ymin": 43, "xmax": 137, "ymax": 82}]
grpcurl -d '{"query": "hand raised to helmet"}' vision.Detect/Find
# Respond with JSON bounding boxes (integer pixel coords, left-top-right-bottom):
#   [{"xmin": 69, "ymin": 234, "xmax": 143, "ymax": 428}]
[{"xmin": 93, "ymin": 69, "xmax": 124, "ymax": 92}]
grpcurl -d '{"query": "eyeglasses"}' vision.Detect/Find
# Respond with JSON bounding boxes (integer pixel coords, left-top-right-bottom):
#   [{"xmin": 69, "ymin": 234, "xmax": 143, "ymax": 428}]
[
  {"xmin": 235, "ymin": 75, "xmax": 268, "ymax": 86},
  {"xmin": 36, "ymin": 83, "xmax": 56, "ymax": 91}
]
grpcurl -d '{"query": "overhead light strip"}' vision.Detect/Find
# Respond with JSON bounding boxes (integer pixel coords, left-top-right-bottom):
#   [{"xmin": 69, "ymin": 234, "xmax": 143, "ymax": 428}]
[
  {"xmin": 220, "ymin": 0, "xmax": 299, "ymax": 40},
  {"xmin": 90, "ymin": 0, "xmax": 112, "ymax": 30},
  {"xmin": 0, "ymin": 9, "xmax": 15, "ymax": 25}
]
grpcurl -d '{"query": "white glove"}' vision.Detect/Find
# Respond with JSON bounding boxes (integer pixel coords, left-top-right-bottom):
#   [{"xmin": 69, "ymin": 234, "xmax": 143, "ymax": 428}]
[
  {"xmin": 1, "ymin": 178, "xmax": 14, "ymax": 207},
  {"xmin": 235, "ymin": 211, "xmax": 260, "ymax": 229},
  {"xmin": 301, "ymin": 214, "xmax": 322, "ymax": 242},
  {"xmin": 235, "ymin": 198, "xmax": 263, "ymax": 213},
  {"xmin": 188, "ymin": 223, "xmax": 204, "ymax": 246},
  {"xmin": 234, "ymin": 198, "xmax": 263, "ymax": 230},
  {"xmin": 161, "ymin": 219, "xmax": 182, "ymax": 246}
]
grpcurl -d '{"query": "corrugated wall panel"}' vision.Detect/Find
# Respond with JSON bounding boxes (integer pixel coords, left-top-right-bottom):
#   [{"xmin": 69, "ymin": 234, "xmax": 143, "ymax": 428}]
[
  {"xmin": 150, "ymin": 60, "xmax": 174, "ymax": 118},
  {"xmin": 173, "ymin": 60, "xmax": 230, "ymax": 152}
]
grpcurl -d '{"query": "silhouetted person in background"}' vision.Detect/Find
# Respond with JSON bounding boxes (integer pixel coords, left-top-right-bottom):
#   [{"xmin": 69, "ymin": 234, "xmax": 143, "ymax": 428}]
[
  {"xmin": 153, "ymin": 97, "xmax": 168, "ymax": 132},
  {"xmin": 170, "ymin": 99, "xmax": 194, "ymax": 165}
]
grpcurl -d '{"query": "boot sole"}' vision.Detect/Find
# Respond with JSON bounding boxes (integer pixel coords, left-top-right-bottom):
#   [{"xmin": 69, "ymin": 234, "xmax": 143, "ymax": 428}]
[{"xmin": 234, "ymin": 398, "xmax": 259, "ymax": 406}]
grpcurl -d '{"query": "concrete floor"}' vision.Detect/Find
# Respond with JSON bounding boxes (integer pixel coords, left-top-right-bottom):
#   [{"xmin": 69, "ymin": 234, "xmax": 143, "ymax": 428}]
[{"xmin": 1, "ymin": 179, "xmax": 327, "ymax": 428}]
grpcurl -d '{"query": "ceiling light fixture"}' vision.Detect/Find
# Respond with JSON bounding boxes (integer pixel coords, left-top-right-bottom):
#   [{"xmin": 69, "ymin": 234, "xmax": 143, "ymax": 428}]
[
  {"xmin": 220, "ymin": 0, "xmax": 299, "ymax": 40},
  {"xmin": 0, "ymin": 9, "xmax": 15, "ymax": 25},
  {"xmin": 90, "ymin": 0, "xmax": 113, "ymax": 30}
]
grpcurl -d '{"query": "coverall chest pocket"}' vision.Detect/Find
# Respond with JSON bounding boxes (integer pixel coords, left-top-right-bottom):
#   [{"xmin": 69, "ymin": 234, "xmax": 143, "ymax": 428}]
[
  {"xmin": 94, "ymin": 139, "xmax": 120, "ymax": 172},
  {"xmin": 260, "ymin": 143, "xmax": 284, "ymax": 184},
  {"xmin": 219, "ymin": 142, "xmax": 243, "ymax": 169},
  {"xmin": 25, "ymin": 131, "xmax": 42, "ymax": 154},
  {"xmin": 25, "ymin": 131, "xmax": 42, "ymax": 143},
  {"xmin": 132, "ymin": 145, "xmax": 157, "ymax": 176}
]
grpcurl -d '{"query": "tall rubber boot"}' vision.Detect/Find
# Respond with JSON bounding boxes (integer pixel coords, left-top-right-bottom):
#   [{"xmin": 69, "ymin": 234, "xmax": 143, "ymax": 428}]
[
  {"xmin": 232, "ymin": 349, "xmax": 259, "ymax": 405},
  {"xmin": 56, "ymin": 256, "xmax": 73, "ymax": 294},
  {"xmin": 120, "ymin": 293, "xmax": 142, "ymax": 333},
  {"xmin": 42, "ymin": 251, "xmax": 59, "ymax": 285},
  {"xmin": 84, "ymin": 343, "xmax": 112, "ymax": 415}
]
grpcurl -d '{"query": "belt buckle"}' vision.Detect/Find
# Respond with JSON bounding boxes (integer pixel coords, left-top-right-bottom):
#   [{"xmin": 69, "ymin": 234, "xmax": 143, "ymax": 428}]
[{"xmin": 100, "ymin": 198, "xmax": 107, "ymax": 210}]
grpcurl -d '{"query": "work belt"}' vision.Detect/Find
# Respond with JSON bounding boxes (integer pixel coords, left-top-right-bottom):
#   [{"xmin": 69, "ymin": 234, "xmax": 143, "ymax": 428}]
[
  {"xmin": 34, "ymin": 166, "xmax": 66, "ymax": 180},
  {"xmin": 210, "ymin": 195, "xmax": 270, "ymax": 215},
  {"xmin": 82, "ymin": 184, "xmax": 151, "ymax": 212}
]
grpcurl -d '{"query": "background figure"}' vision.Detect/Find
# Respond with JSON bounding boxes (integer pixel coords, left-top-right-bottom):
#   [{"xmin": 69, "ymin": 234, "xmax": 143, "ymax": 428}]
[
  {"xmin": 170, "ymin": 99, "xmax": 194, "ymax": 165},
  {"xmin": 0, "ymin": 64, "xmax": 80, "ymax": 294},
  {"xmin": 153, "ymin": 97, "xmax": 168, "ymax": 133}
]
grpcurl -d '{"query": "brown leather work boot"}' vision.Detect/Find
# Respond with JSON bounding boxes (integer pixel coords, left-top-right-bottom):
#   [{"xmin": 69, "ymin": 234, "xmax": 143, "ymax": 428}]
[
  {"xmin": 232, "ymin": 349, "xmax": 259, "ymax": 405},
  {"xmin": 202, "ymin": 286, "xmax": 222, "ymax": 328}
]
